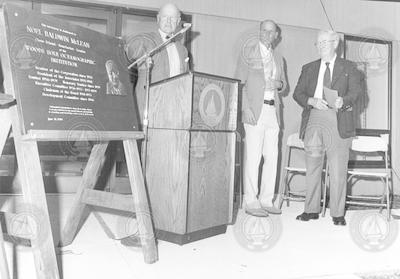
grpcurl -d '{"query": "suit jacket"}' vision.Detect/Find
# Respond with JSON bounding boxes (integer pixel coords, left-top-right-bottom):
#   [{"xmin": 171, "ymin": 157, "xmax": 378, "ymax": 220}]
[
  {"xmin": 293, "ymin": 57, "xmax": 362, "ymax": 139},
  {"xmin": 236, "ymin": 43, "xmax": 287, "ymax": 126},
  {"xmin": 125, "ymin": 28, "xmax": 189, "ymax": 124}
]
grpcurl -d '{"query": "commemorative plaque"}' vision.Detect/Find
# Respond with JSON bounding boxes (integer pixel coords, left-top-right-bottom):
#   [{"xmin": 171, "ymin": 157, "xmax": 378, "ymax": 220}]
[{"xmin": 3, "ymin": 4, "xmax": 138, "ymax": 133}]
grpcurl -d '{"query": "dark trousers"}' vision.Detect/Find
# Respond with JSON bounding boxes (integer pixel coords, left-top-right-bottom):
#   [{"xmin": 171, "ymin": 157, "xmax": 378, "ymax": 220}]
[{"xmin": 303, "ymin": 109, "xmax": 352, "ymax": 217}]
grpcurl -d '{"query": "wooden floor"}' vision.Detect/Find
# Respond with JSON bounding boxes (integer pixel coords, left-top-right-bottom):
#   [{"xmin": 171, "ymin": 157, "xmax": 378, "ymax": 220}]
[{"xmin": 1, "ymin": 194, "xmax": 400, "ymax": 279}]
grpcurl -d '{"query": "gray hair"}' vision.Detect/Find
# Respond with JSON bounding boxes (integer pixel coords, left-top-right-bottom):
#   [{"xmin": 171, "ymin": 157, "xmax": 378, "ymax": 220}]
[{"xmin": 317, "ymin": 29, "xmax": 340, "ymax": 42}]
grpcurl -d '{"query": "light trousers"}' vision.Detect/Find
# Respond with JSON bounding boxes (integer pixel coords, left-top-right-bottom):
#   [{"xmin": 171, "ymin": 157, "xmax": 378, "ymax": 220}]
[{"xmin": 243, "ymin": 105, "xmax": 279, "ymax": 207}]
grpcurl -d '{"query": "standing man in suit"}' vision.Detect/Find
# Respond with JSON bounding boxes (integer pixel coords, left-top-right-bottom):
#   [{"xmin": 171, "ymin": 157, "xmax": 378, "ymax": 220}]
[
  {"xmin": 125, "ymin": 3, "xmax": 189, "ymax": 126},
  {"xmin": 293, "ymin": 30, "xmax": 362, "ymax": 226},
  {"xmin": 122, "ymin": 3, "xmax": 188, "ymax": 247},
  {"xmin": 237, "ymin": 20, "xmax": 287, "ymax": 217}
]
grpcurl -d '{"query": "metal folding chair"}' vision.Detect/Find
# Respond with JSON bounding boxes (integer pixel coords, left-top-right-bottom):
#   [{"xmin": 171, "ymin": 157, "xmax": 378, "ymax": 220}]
[
  {"xmin": 344, "ymin": 135, "xmax": 392, "ymax": 220},
  {"xmin": 278, "ymin": 133, "xmax": 329, "ymax": 211}
]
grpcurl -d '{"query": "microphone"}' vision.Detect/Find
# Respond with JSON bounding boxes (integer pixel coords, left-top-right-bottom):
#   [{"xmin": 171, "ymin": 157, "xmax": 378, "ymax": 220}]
[
  {"xmin": 183, "ymin": 23, "xmax": 192, "ymax": 29},
  {"xmin": 174, "ymin": 23, "xmax": 192, "ymax": 36}
]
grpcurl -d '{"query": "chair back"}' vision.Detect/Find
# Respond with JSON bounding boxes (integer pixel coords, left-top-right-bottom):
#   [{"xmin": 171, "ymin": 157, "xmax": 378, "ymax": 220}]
[
  {"xmin": 286, "ymin": 133, "xmax": 304, "ymax": 149},
  {"xmin": 351, "ymin": 136, "xmax": 388, "ymax": 152}
]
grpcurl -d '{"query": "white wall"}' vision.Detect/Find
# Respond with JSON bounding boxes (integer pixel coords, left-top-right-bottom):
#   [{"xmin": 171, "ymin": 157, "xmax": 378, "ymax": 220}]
[{"xmin": 74, "ymin": 0, "xmax": 400, "ymax": 40}]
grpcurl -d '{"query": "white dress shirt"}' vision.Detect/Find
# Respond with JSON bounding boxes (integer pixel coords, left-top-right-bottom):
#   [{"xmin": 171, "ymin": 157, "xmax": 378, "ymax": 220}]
[
  {"xmin": 159, "ymin": 29, "xmax": 181, "ymax": 77},
  {"xmin": 314, "ymin": 54, "xmax": 337, "ymax": 99},
  {"xmin": 259, "ymin": 42, "xmax": 277, "ymax": 100}
]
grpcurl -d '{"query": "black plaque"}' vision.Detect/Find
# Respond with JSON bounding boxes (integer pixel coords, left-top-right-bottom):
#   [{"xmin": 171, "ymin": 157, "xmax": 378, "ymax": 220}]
[{"xmin": 2, "ymin": 4, "xmax": 138, "ymax": 133}]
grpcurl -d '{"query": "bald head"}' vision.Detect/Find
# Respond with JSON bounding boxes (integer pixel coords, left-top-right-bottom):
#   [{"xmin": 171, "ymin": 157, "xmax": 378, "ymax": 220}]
[
  {"xmin": 259, "ymin": 19, "xmax": 279, "ymax": 49},
  {"xmin": 157, "ymin": 3, "xmax": 181, "ymax": 35},
  {"xmin": 260, "ymin": 20, "xmax": 277, "ymax": 32}
]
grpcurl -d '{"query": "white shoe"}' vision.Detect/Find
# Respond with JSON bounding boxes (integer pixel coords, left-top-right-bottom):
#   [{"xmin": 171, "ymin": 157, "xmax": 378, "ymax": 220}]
[
  {"xmin": 244, "ymin": 201, "xmax": 269, "ymax": 217},
  {"xmin": 260, "ymin": 202, "xmax": 282, "ymax": 215}
]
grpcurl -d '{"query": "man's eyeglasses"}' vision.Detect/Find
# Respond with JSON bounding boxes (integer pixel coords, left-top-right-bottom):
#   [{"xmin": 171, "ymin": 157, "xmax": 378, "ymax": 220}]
[
  {"xmin": 314, "ymin": 40, "xmax": 336, "ymax": 47},
  {"xmin": 159, "ymin": 16, "xmax": 180, "ymax": 23}
]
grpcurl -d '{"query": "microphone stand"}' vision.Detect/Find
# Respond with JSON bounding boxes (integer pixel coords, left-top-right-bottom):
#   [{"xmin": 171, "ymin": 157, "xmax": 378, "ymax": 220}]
[{"xmin": 128, "ymin": 24, "xmax": 191, "ymax": 173}]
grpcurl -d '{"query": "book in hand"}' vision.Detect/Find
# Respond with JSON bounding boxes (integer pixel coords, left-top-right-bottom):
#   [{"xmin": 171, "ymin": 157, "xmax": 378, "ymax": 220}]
[{"xmin": 323, "ymin": 86, "xmax": 338, "ymax": 110}]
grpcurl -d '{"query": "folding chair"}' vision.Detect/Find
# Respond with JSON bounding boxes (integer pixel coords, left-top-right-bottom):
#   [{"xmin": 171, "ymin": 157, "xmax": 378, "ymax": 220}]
[
  {"xmin": 278, "ymin": 133, "xmax": 329, "ymax": 211},
  {"xmin": 345, "ymin": 135, "xmax": 392, "ymax": 220}
]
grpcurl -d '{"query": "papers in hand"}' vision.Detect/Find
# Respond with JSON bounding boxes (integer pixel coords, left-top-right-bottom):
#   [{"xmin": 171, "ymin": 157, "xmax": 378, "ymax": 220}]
[{"xmin": 323, "ymin": 87, "xmax": 338, "ymax": 110}]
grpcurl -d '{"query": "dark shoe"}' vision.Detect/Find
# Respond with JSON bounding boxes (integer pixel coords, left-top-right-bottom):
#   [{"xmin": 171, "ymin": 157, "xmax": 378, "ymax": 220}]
[
  {"xmin": 245, "ymin": 207, "xmax": 269, "ymax": 217},
  {"xmin": 296, "ymin": 212, "xmax": 319, "ymax": 221},
  {"xmin": 332, "ymin": 216, "xmax": 346, "ymax": 226}
]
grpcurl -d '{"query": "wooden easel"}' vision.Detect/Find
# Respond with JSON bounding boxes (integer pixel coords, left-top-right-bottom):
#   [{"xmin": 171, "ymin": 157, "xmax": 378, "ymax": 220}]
[
  {"xmin": 0, "ymin": 4, "xmax": 157, "ymax": 279},
  {"xmin": 58, "ymin": 131, "xmax": 158, "ymax": 265},
  {"xmin": 0, "ymin": 97, "xmax": 61, "ymax": 279},
  {"xmin": 0, "ymin": 95, "xmax": 12, "ymax": 279},
  {"xmin": 0, "ymin": 99, "xmax": 158, "ymax": 279}
]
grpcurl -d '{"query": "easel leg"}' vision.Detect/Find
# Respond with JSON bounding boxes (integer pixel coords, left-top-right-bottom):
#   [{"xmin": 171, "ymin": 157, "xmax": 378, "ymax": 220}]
[
  {"xmin": 0, "ymin": 110, "xmax": 11, "ymax": 279},
  {"xmin": 0, "ymin": 110, "xmax": 11, "ymax": 154},
  {"xmin": 0, "ymin": 218, "xmax": 10, "ymax": 279},
  {"xmin": 123, "ymin": 139, "xmax": 158, "ymax": 264},
  {"xmin": 13, "ymin": 138, "xmax": 60, "ymax": 279},
  {"xmin": 60, "ymin": 142, "xmax": 109, "ymax": 246}
]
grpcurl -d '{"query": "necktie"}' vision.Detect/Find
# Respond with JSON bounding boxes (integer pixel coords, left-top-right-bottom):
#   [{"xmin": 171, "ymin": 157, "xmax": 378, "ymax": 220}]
[{"xmin": 323, "ymin": 62, "xmax": 331, "ymax": 88}]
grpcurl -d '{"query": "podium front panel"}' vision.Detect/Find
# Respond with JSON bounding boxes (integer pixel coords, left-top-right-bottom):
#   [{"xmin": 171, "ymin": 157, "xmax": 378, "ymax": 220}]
[
  {"xmin": 191, "ymin": 73, "xmax": 238, "ymax": 131},
  {"xmin": 145, "ymin": 128, "xmax": 190, "ymax": 234},
  {"xmin": 148, "ymin": 74, "xmax": 193, "ymax": 130},
  {"xmin": 145, "ymin": 128, "xmax": 235, "ymax": 241},
  {"xmin": 187, "ymin": 131, "xmax": 235, "ymax": 233},
  {"xmin": 149, "ymin": 72, "xmax": 238, "ymax": 131}
]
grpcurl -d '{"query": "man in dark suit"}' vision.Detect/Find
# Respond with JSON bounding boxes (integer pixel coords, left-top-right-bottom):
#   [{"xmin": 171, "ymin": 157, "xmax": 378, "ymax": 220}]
[
  {"xmin": 125, "ymin": 3, "xmax": 189, "ymax": 126},
  {"xmin": 122, "ymin": 3, "xmax": 188, "ymax": 247},
  {"xmin": 236, "ymin": 20, "xmax": 287, "ymax": 217},
  {"xmin": 293, "ymin": 30, "xmax": 362, "ymax": 226}
]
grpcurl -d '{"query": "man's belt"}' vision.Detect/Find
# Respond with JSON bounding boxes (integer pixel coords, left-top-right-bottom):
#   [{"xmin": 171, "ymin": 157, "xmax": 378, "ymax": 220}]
[{"xmin": 263, "ymin": 99, "xmax": 275, "ymax": 105}]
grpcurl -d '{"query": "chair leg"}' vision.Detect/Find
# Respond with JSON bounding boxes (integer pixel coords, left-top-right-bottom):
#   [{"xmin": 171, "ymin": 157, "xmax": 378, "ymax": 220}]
[
  {"xmin": 386, "ymin": 175, "xmax": 391, "ymax": 221},
  {"xmin": 278, "ymin": 170, "xmax": 288, "ymax": 209},
  {"xmin": 322, "ymin": 164, "xmax": 330, "ymax": 217},
  {"xmin": 285, "ymin": 173, "xmax": 291, "ymax": 208},
  {"xmin": 322, "ymin": 164, "xmax": 329, "ymax": 217},
  {"xmin": 238, "ymin": 137, "xmax": 243, "ymax": 209}
]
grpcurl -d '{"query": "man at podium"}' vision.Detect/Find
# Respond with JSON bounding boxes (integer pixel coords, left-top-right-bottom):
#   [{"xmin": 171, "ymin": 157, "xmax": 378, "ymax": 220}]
[
  {"xmin": 125, "ymin": 3, "xmax": 189, "ymax": 126},
  {"xmin": 121, "ymin": 2, "xmax": 189, "ymax": 247}
]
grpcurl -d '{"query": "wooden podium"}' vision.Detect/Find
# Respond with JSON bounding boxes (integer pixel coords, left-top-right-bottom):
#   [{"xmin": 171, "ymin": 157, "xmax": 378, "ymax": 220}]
[{"xmin": 146, "ymin": 71, "xmax": 239, "ymax": 244}]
